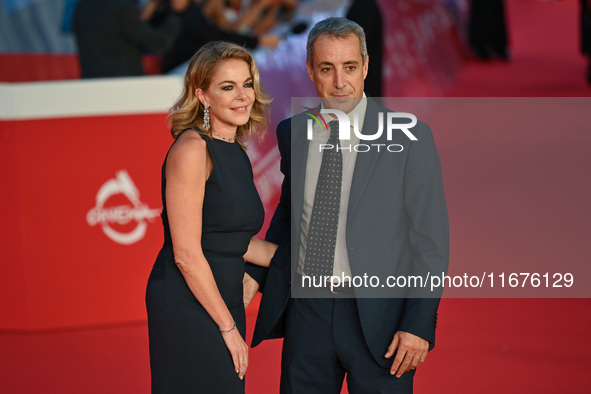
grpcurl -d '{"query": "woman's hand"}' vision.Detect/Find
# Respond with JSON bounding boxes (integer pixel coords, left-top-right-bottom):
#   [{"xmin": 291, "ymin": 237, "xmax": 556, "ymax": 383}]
[{"xmin": 220, "ymin": 326, "xmax": 249, "ymax": 380}]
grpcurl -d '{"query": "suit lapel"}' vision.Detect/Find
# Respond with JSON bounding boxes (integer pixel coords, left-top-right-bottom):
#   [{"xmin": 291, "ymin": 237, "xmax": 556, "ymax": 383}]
[
  {"xmin": 348, "ymin": 99, "xmax": 383, "ymax": 215},
  {"xmin": 291, "ymin": 113, "xmax": 310, "ymax": 267}
]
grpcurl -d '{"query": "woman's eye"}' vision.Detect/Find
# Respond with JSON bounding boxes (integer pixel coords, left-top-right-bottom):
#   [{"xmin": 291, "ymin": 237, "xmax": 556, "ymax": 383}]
[
  {"xmin": 244, "ymin": 83, "xmax": 253, "ymax": 88},
  {"xmin": 222, "ymin": 85, "xmax": 233, "ymax": 91}
]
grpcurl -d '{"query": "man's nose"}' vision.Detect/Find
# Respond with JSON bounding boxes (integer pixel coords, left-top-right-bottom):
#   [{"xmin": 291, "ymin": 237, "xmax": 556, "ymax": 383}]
[{"xmin": 334, "ymin": 70, "xmax": 347, "ymax": 89}]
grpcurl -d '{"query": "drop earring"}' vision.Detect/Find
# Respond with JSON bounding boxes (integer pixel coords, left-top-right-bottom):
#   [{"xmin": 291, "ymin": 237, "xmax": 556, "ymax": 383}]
[{"xmin": 203, "ymin": 105, "xmax": 210, "ymax": 130}]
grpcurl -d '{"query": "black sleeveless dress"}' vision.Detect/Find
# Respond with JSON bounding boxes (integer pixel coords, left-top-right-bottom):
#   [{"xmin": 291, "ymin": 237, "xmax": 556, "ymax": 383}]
[{"xmin": 146, "ymin": 130, "xmax": 264, "ymax": 393}]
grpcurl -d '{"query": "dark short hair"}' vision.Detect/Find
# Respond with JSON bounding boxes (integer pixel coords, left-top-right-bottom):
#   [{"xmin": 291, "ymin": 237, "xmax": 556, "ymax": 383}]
[{"xmin": 306, "ymin": 17, "xmax": 368, "ymax": 66}]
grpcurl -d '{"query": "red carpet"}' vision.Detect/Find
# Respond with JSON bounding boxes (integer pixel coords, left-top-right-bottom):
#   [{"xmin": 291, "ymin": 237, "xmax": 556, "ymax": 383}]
[
  {"xmin": 1, "ymin": 0, "xmax": 590, "ymax": 393},
  {"xmin": 449, "ymin": 0, "xmax": 590, "ymax": 97},
  {"xmin": 2, "ymin": 300, "xmax": 590, "ymax": 393}
]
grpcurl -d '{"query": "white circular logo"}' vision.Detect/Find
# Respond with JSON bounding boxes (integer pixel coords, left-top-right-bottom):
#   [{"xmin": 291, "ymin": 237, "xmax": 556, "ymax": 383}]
[{"xmin": 86, "ymin": 170, "xmax": 160, "ymax": 245}]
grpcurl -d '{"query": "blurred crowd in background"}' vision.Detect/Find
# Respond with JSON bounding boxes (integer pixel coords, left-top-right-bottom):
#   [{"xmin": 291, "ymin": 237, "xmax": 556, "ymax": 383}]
[{"xmin": 0, "ymin": 0, "xmax": 589, "ymax": 86}]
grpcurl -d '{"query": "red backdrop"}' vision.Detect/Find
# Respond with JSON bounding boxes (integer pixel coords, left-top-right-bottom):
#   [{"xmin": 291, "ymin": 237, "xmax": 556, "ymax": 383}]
[{"xmin": 1, "ymin": 114, "xmax": 172, "ymax": 330}]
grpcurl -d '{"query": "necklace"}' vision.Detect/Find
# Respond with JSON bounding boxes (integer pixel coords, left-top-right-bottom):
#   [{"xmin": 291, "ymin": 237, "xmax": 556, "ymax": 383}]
[{"xmin": 212, "ymin": 129, "xmax": 236, "ymax": 142}]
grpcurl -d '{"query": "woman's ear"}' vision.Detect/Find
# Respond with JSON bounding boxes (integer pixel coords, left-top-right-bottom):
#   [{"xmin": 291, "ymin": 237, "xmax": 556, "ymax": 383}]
[{"xmin": 195, "ymin": 88, "xmax": 207, "ymax": 107}]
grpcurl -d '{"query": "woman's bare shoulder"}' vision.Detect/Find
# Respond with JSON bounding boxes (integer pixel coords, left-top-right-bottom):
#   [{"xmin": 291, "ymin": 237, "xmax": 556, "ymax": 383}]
[
  {"xmin": 166, "ymin": 129, "xmax": 211, "ymax": 177},
  {"xmin": 169, "ymin": 129, "xmax": 208, "ymax": 159}
]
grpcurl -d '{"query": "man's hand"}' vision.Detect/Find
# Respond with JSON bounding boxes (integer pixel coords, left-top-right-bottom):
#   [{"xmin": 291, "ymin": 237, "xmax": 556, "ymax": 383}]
[
  {"xmin": 384, "ymin": 331, "xmax": 429, "ymax": 378},
  {"xmin": 242, "ymin": 272, "xmax": 260, "ymax": 309}
]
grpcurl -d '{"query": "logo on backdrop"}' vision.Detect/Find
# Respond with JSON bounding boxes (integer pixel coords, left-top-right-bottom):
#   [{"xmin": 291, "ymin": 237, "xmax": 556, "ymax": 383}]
[
  {"xmin": 86, "ymin": 170, "xmax": 160, "ymax": 245},
  {"xmin": 305, "ymin": 108, "xmax": 418, "ymax": 152}
]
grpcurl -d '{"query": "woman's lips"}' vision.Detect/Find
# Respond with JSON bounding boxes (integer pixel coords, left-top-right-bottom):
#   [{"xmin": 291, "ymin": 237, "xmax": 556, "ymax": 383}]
[{"xmin": 232, "ymin": 106, "xmax": 249, "ymax": 114}]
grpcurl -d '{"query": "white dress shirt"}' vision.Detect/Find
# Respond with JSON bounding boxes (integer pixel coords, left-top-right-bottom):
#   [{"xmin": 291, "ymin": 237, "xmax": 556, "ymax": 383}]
[{"xmin": 298, "ymin": 95, "xmax": 368, "ymax": 278}]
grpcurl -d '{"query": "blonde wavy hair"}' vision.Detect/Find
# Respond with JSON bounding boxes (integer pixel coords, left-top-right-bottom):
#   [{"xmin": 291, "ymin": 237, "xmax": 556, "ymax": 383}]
[{"xmin": 168, "ymin": 41, "xmax": 272, "ymax": 146}]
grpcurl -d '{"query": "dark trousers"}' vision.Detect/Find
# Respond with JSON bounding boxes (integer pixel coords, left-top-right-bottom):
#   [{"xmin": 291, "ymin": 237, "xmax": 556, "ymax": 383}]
[
  {"xmin": 469, "ymin": 0, "xmax": 508, "ymax": 56},
  {"xmin": 582, "ymin": 0, "xmax": 591, "ymax": 56},
  {"xmin": 280, "ymin": 297, "xmax": 414, "ymax": 394}
]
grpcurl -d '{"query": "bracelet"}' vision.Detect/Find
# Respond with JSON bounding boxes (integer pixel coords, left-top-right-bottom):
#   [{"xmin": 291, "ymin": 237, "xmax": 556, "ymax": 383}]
[{"xmin": 219, "ymin": 322, "xmax": 236, "ymax": 333}]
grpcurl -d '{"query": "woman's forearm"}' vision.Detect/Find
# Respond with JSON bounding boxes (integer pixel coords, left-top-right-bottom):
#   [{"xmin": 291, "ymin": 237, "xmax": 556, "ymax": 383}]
[{"xmin": 175, "ymin": 249, "xmax": 236, "ymax": 331}]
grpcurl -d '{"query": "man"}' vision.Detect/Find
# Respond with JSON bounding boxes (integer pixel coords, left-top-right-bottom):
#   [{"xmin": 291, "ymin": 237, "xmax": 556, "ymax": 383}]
[
  {"xmin": 245, "ymin": 17, "xmax": 449, "ymax": 393},
  {"xmin": 73, "ymin": 0, "xmax": 180, "ymax": 78}
]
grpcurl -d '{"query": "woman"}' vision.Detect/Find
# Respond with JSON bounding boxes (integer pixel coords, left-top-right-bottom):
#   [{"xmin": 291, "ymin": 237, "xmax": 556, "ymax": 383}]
[{"xmin": 146, "ymin": 41, "xmax": 276, "ymax": 393}]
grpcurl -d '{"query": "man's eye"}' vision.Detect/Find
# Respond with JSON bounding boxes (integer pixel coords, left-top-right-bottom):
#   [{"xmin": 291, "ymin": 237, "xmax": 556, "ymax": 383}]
[
  {"xmin": 321, "ymin": 67, "xmax": 331, "ymax": 72},
  {"xmin": 347, "ymin": 66, "xmax": 356, "ymax": 71},
  {"xmin": 222, "ymin": 86, "xmax": 233, "ymax": 91}
]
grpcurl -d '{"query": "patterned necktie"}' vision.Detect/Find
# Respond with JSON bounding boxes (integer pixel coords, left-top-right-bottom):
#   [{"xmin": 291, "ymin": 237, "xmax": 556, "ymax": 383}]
[{"xmin": 304, "ymin": 120, "xmax": 342, "ymax": 277}]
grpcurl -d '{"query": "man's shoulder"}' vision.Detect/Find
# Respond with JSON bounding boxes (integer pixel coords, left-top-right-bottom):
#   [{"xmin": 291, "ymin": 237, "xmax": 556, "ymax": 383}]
[
  {"xmin": 368, "ymin": 100, "xmax": 434, "ymax": 142},
  {"xmin": 277, "ymin": 111, "xmax": 310, "ymax": 134},
  {"xmin": 277, "ymin": 117, "xmax": 291, "ymax": 131},
  {"xmin": 279, "ymin": 111, "xmax": 310, "ymax": 125}
]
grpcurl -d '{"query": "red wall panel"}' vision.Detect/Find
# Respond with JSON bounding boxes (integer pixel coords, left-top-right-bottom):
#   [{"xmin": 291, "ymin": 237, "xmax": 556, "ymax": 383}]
[{"xmin": 1, "ymin": 114, "xmax": 172, "ymax": 330}]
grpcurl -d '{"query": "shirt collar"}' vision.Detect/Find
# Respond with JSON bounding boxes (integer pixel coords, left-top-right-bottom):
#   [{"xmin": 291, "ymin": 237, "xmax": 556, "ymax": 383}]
[{"xmin": 320, "ymin": 92, "xmax": 368, "ymax": 133}]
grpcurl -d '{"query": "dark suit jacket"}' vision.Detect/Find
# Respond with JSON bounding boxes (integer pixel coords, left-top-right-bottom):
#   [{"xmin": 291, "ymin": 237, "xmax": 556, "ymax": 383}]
[
  {"xmin": 247, "ymin": 98, "xmax": 449, "ymax": 368},
  {"xmin": 73, "ymin": 0, "xmax": 180, "ymax": 78}
]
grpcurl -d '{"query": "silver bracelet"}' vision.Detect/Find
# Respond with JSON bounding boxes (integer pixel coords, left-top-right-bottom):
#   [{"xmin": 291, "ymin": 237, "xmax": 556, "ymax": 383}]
[{"xmin": 219, "ymin": 322, "xmax": 236, "ymax": 333}]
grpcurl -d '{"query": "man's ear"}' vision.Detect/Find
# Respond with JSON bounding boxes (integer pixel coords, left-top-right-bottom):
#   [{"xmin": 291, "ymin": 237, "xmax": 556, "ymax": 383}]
[
  {"xmin": 306, "ymin": 59, "xmax": 314, "ymax": 82},
  {"xmin": 363, "ymin": 54, "xmax": 369, "ymax": 80}
]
